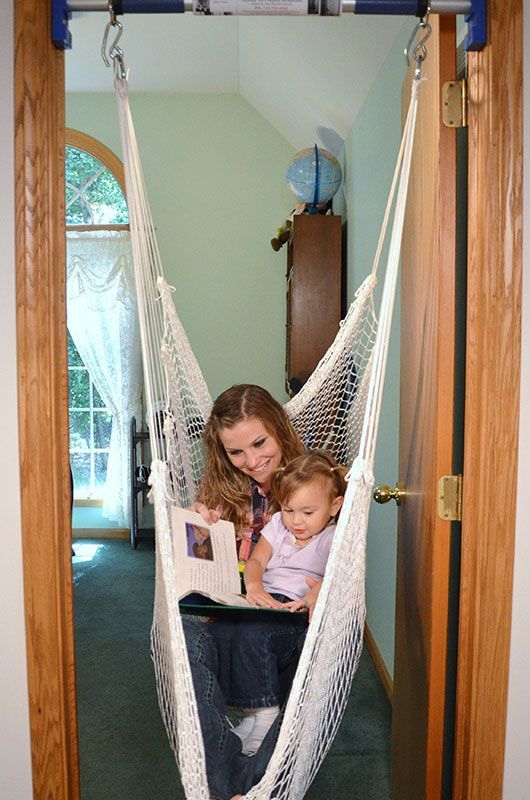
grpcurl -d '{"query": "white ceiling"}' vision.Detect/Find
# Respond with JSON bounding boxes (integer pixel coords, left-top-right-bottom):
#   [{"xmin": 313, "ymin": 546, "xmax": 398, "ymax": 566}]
[{"xmin": 66, "ymin": 12, "xmax": 405, "ymax": 149}]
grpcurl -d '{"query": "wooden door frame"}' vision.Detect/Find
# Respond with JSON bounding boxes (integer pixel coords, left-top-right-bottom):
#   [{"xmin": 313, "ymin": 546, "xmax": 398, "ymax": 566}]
[
  {"xmin": 453, "ymin": 0, "xmax": 523, "ymax": 796},
  {"xmin": 14, "ymin": 0, "xmax": 79, "ymax": 800},
  {"xmin": 14, "ymin": 1, "xmax": 522, "ymax": 798},
  {"xmin": 14, "ymin": 1, "xmax": 80, "ymax": 798}
]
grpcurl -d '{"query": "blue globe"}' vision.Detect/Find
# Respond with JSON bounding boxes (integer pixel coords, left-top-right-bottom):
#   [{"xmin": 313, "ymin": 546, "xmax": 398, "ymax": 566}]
[{"xmin": 286, "ymin": 146, "xmax": 342, "ymax": 205}]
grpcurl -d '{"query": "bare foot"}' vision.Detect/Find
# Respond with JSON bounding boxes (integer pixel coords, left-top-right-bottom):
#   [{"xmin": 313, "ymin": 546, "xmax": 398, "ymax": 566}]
[{"xmin": 230, "ymin": 795, "xmax": 242, "ymax": 799}]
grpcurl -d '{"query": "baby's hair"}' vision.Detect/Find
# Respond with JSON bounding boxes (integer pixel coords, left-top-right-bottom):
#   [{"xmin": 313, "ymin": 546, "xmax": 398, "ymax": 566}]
[{"xmin": 270, "ymin": 449, "xmax": 348, "ymax": 508}]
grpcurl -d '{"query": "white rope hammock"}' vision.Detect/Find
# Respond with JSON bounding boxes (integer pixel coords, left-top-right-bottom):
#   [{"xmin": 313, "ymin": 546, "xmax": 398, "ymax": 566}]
[{"xmin": 115, "ymin": 72, "xmax": 421, "ymax": 800}]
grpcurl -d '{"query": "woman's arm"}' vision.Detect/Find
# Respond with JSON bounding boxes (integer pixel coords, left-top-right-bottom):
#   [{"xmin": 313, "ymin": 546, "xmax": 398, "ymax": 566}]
[{"xmin": 244, "ymin": 537, "xmax": 285, "ymax": 609}]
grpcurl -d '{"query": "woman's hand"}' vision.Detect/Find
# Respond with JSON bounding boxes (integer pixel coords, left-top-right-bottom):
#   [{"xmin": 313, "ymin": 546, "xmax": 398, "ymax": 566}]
[
  {"xmin": 188, "ymin": 501, "xmax": 221, "ymax": 525},
  {"xmin": 283, "ymin": 576, "xmax": 323, "ymax": 621},
  {"xmin": 245, "ymin": 584, "xmax": 286, "ymax": 609}
]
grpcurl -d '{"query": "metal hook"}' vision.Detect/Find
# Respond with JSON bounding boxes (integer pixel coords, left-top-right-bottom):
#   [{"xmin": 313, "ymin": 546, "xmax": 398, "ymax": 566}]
[
  {"xmin": 112, "ymin": 45, "xmax": 127, "ymax": 80},
  {"xmin": 404, "ymin": 8, "xmax": 432, "ymax": 75},
  {"xmin": 101, "ymin": 1, "xmax": 127, "ymax": 79},
  {"xmin": 101, "ymin": 18, "xmax": 123, "ymax": 68}
]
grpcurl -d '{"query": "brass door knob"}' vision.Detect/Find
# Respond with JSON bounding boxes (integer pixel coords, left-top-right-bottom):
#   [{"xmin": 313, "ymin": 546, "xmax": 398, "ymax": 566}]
[{"xmin": 373, "ymin": 483, "xmax": 406, "ymax": 506}]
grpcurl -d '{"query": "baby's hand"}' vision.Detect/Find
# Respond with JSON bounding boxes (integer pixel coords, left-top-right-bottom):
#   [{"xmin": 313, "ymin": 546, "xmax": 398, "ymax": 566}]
[
  {"xmin": 245, "ymin": 586, "xmax": 285, "ymax": 609},
  {"xmin": 284, "ymin": 577, "xmax": 323, "ymax": 621},
  {"xmin": 188, "ymin": 502, "xmax": 221, "ymax": 525},
  {"xmin": 282, "ymin": 599, "xmax": 309, "ymax": 615}
]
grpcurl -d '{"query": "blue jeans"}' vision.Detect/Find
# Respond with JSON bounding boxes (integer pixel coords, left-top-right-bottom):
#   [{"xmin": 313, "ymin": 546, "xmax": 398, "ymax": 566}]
[
  {"xmin": 182, "ymin": 612, "xmax": 303, "ymax": 799},
  {"xmin": 211, "ymin": 595, "xmax": 307, "ymax": 708}
]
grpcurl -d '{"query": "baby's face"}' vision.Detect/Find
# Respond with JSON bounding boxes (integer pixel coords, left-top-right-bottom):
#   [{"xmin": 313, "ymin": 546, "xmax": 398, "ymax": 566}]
[{"xmin": 280, "ymin": 479, "xmax": 343, "ymax": 542}]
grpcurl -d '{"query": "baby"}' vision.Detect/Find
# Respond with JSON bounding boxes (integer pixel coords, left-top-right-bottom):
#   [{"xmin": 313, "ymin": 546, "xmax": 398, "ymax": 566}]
[{"xmin": 231, "ymin": 450, "xmax": 347, "ymax": 755}]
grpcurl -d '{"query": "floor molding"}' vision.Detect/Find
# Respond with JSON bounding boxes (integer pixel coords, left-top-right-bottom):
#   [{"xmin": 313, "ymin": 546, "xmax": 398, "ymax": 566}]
[
  {"xmin": 72, "ymin": 528, "xmax": 130, "ymax": 540},
  {"xmin": 364, "ymin": 623, "xmax": 393, "ymax": 704}
]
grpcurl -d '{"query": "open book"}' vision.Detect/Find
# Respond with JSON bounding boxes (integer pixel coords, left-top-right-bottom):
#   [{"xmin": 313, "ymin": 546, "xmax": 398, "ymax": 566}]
[{"xmin": 172, "ymin": 508, "xmax": 306, "ymax": 616}]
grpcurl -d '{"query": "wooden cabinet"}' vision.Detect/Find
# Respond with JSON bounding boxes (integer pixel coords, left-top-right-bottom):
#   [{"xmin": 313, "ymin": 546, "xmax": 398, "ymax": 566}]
[{"xmin": 286, "ymin": 214, "xmax": 343, "ymax": 396}]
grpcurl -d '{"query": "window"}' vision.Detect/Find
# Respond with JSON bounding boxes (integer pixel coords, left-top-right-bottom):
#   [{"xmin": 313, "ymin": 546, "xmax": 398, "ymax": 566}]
[
  {"xmin": 68, "ymin": 331, "xmax": 113, "ymax": 497},
  {"xmin": 66, "ymin": 130, "xmax": 129, "ymax": 499},
  {"xmin": 66, "ymin": 142, "xmax": 128, "ymax": 225}
]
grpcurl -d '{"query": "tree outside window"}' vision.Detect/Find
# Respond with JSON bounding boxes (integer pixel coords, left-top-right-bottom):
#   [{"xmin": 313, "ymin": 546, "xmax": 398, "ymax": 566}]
[{"xmin": 66, "ymin": 145, "xmax": 128, "ymax": 225}]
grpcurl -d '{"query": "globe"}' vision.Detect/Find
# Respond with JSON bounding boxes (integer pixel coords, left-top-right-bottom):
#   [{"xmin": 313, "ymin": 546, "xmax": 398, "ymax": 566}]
[{"xmin": 286, "ymin": 146, "xmax": 342, "ymax": 205}]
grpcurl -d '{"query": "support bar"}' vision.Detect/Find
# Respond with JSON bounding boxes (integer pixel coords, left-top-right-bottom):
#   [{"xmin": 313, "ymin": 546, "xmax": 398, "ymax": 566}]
[
  {"xmin": 65, "ymin": 0, "xmax": 472, "ymax": 12},
  {"xmin": 52, "ymin": 0, "xmax": 485, "ymax": 50}
]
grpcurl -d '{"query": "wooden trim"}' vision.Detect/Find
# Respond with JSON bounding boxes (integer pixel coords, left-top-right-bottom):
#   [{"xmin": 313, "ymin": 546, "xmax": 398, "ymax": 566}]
[
  {"xmin": 454, "ymin": 1, "xmax": 523, "ymax": 798},
  {"xmin": 65, "ymin": 128, "xmax": 126, "ymax": 193},
  {"xmin": 67, "ymin": 224, "xmax": 130, "ymax": 231},
  {"xmin": 364, "ymin": 624, "xmax": 393, "ymax": 704},
  {"xmin": 14, "ymin": 2, "xmax": 80, "ymax": 799},
  {"xmin": 72, "ymin": 528, "xmax": 130, "ymax": 540}
]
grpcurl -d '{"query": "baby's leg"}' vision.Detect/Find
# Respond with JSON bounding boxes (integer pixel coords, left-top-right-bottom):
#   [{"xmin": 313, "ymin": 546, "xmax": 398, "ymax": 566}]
[
  {"xmin": 227, "ymin": 616, "xmax": 306, "ymax": 754},
  {"xmin": 228, "ymin": 618, "xmax": 304, "ymax": 708}
]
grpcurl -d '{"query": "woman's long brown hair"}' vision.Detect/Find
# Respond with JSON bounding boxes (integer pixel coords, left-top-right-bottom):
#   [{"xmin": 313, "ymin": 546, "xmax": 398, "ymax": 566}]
[{"xmin": 196, "ymin": 384, "xmax": 304, "ymax": 531}]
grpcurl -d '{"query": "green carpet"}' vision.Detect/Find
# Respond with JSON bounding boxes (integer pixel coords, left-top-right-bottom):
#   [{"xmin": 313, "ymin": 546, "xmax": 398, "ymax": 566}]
[{"xmin": 73, "ymin": 540, "xmax": 391, "ymax": 799}]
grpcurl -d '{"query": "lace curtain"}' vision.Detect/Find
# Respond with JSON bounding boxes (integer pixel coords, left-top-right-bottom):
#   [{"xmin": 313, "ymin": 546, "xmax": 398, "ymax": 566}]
[{"xmin": 67, "ymin": 230, "xmax": 143, "ymax": 527}]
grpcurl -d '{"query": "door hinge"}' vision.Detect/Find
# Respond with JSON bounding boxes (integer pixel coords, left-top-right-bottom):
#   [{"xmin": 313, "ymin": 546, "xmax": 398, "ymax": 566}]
[
  {"xmin": 438, "ymin": 475, "xmax": 463, "ymax": 522},
  {"xmin": 442, "ymin": 80, "xmax": 468, "ymax": 128}
]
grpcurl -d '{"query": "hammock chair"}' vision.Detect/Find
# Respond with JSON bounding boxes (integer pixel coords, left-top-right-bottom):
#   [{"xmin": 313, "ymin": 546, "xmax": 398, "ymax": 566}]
[{"xmin": 114, "ymin": 55, "xmax": 421, "ymax": 800}]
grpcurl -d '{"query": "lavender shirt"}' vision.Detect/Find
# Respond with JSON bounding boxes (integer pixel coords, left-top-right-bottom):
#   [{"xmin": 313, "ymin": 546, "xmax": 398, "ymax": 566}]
[{"xmin": 261, "ymin": 512, "xmax": 336, "ymax": 601}]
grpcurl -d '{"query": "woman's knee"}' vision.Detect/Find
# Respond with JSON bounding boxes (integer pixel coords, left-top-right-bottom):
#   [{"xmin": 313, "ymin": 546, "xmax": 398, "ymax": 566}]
[{"xmin": 182, "ymin": 617, "xmax": 219, "ymax": 673}]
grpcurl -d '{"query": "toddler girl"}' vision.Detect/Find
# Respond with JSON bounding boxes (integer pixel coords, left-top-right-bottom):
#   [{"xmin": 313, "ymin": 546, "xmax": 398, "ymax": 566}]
[{"xmin": 229, "ymin": 449, "xmax": 347, "ymax": 755}]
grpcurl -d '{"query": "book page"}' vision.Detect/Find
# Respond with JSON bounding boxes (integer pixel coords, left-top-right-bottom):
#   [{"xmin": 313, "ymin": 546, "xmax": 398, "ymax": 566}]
[{"xmin": 171, "ymin": 508, "xmax": 243, "ymax": 601}]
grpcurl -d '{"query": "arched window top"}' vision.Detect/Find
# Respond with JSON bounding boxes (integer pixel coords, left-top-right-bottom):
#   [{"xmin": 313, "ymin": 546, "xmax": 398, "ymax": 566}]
[{"xmin": 65, "ymin": 129, "xmax": 128, "ymax": 226}]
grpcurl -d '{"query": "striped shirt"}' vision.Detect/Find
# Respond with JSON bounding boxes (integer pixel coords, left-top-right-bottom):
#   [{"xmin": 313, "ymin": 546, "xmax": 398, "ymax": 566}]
[{"xmin": 236, "ymin": 480, "xmax": 272, "ymax": 562}]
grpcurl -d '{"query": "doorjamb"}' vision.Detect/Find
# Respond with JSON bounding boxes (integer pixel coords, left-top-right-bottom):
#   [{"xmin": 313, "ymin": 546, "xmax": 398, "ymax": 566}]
[
  {"xmin": 13, "ymin": 0, "xmax": 522, "ymax": 798},
  {"xmin": 454, "ymin": 0, "xmax": 523, "ymax": 796},
  {"xmin": 14, "ymin": 1, "xmax": 79, "ymax": 797}
]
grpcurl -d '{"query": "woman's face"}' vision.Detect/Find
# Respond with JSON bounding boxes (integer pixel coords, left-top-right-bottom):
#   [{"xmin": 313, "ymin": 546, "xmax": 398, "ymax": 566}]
[{"xmin": 219, "ymin": 417, "xmax": 282, "ymax": 490}]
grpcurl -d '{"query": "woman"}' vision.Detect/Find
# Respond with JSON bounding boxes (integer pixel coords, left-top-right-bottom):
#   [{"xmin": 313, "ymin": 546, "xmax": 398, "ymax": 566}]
[
  {"xmin": 192, "ymin": 383, "xmax": 304, "ymax": 560},
  {"xmin": 183, "ymin": 384, "xmax": 305, "ymax": 800}
]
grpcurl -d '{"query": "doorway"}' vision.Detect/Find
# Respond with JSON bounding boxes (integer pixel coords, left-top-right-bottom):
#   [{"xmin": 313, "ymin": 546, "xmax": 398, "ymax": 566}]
[{"xmin": 13, "ymin": 1, "xmax": 523, "ymax": 798}]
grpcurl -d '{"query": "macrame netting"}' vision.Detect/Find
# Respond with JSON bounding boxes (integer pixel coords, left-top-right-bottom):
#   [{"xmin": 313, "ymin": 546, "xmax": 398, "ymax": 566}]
[{"xmin": 115, "ymin": 72, "xmax": 420, "ymax": 800}]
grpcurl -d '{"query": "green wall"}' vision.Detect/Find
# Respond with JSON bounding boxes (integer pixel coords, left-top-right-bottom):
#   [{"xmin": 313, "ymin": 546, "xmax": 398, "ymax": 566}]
[
  {"xmin": 343, "ymin": 23, "xmax": 408, "ymax": 676},
  {"xmin": 67, "ymin": 92, "xmax": 295, "ymax": 402}
]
